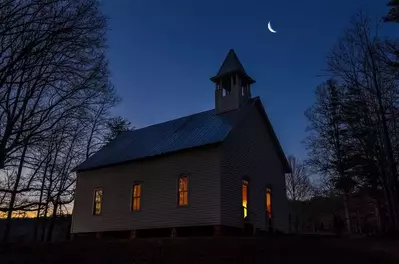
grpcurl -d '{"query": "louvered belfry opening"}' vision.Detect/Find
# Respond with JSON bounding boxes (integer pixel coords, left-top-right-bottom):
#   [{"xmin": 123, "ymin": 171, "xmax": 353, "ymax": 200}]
[{"xmin": 210, "ymin": 49, "xmax": 255, "ymax": 114}]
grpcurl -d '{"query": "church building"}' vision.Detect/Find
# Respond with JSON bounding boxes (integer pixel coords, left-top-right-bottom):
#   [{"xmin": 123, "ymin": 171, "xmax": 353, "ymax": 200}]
[{"xmin": 71, "ymin": 49, "xmax": 291, "ymax": 237}]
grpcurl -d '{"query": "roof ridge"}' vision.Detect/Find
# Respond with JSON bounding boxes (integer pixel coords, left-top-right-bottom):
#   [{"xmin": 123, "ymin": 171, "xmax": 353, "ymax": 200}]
[
  {"xmin": 133, "ymin": 108, "xmax": 214, "ymax": 132},
  {"xmin": 74, "ymin": 99, "xmax": 262, "ymax": 172}
]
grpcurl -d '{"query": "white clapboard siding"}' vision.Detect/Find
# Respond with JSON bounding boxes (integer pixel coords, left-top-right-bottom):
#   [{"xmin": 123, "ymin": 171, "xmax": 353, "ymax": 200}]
[
  {"xmin": 220, "ymin": 105, "xmax": 289, "ymax": 232},
  {"xmin": 71, "ymin": 146, "xmax": 221, "ymax": 233}
]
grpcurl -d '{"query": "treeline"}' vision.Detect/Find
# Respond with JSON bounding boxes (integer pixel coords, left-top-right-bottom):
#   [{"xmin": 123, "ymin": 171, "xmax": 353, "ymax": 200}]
[
  {"xmin": 304, "ymin": 3, "xmax": 399, "ymax": 234},
  {"xmin": 0, "ymin": 0, "xmax": 131, "ymax": 243}
]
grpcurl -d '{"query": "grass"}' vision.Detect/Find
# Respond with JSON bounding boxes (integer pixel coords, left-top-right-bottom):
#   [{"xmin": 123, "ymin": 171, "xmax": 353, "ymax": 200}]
[{"xmin": 0, "ymin": 235, "xmax": 397, "ymax": 264}]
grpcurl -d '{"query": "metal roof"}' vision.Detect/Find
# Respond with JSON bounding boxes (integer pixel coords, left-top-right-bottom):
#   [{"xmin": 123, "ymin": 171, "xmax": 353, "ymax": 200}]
[
  {"xmin": 73, "ymin": 97, "xmax": 291, "ymax": 173},
  {"xmin": 210, "ymin": 49, "xmax": 255, "ymax": 84},
  {"xmin": 74, "ymin": 107, "xmax": 245, "ymax": 172}
]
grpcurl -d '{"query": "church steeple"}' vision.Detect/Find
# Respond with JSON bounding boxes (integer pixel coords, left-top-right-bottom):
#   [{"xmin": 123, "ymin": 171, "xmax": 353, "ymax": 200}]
[{"xmin": 210, "ymin": 49, "xmax": 255, "ymax": 114}]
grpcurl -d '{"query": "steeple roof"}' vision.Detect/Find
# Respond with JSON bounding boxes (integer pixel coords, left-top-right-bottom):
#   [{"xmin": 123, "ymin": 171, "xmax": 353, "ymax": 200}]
[{"xmin": 210, "ymin": 49, "xmax": 255, "ymax": 84}]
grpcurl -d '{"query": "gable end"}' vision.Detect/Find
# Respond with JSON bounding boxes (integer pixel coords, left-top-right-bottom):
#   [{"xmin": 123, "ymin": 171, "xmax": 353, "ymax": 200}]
[{"xmin": 252, "ymin": 98, "xmax": 291, "ymax": 173}]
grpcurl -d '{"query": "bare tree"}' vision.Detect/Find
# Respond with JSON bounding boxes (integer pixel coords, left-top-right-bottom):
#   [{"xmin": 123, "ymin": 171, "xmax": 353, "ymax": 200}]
[
  {"xmin": 326, "ymin": 12, "xmax": 399, "ymax": 232},
  {"xmin": 305, "ymin": 80, "xmax": 356, "ymax": 233},
  {"xmin": 286, "ymin": 155, "xmax": 312, "ymax": 201},
  {"xmin": 0, "ymin": 0, "xmax": 120, "ymax": 243},
  {"xmin": 103, "ymin": 116, "xmax": 133, "ymax": 144},
  {"xmin": 305, "ymin": 10, "xmax": 399, "ymax": 235},
  {"xmin": 286, "ymin": 155, "xmax": 313, "ymax": 233},
  {"xmin": 0, "ymin": 0, "xmax": 115, "ymax": 169}
]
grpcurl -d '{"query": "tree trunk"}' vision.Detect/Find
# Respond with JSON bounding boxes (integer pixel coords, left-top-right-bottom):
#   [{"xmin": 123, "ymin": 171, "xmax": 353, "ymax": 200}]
[
  {"xmin": 41, "ymin": 138, "xmax": 62, "ymax": 242},
  {"xmin": 343, "ymin": 192, "xmax": 351, "ymax": 233},
  {"xmin": 40, "ymin": 179, "xmax": 53, "ymax": 242},
  {"xmin": 46, "ymin": 203, "xmax": 58, "ymax": 242},
  {"xmin": 2, "ymin": 143, "xmax": 28, "ymax": 243},
  {"xmin": 380, "ymin": 169, "xmax": 398, "ymax": 233},
  {"xmin": 367, "ymin": 42, "xmax": 399, "ymax": 232},
  {"xmin": 33, "ymin": 157, "xmax": 50, "ymax": 241},
  {"xmin": 40, "ymin": 204, "xmax": 48, "ymax": 242},
  {"xmin": 357, "ymin": 210, "xmax": 362, "ymax": 234},
  {"xmin": 374, "ymin": 199, "xmax": 382, "ymax": 234}
]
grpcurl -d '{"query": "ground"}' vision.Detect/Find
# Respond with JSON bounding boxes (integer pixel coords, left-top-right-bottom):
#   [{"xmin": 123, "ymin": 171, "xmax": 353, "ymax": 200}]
[{"xmin": 0, "ymin": 235, "xmax": 397, "ymax": 263}]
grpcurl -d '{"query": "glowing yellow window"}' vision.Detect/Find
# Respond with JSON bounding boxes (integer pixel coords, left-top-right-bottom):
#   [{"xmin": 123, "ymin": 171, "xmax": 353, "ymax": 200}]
[
  {"xmin": 266, "ymin": 187, "xmax": 272, "ymax": 219},
  {"xmin": 93, "ymin": 188, "xmax": 103, "ymax": 215},
  {"xmin": 132, "ymin": 184, "xmax": 141, "ymax": 211},
  {"xmin": 242, "ymin": 180, "xmax": 248, "ymax": 219},
  {"xmin": 178, "ymin": 176, "xmax": 189, "ymax": 206}
]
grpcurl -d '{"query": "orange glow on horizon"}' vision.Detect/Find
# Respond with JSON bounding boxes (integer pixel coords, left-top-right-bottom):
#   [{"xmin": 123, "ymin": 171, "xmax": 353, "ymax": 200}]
[{"xmin": 0, "ymin": 211, "xmax": 37, "ymax": 219}]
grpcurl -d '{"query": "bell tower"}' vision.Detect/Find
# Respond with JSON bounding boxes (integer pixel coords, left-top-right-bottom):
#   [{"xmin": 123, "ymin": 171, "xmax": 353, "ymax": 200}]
[{"xmin": 210, "ymin": 49, "xmax": 255, "ymax": 114}]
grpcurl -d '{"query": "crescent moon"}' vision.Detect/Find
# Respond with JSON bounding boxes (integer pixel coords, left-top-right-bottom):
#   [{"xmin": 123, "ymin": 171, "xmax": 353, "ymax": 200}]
[{"xmin": 268, "ymin": 21, "xmax": 277, "ymax": 33}]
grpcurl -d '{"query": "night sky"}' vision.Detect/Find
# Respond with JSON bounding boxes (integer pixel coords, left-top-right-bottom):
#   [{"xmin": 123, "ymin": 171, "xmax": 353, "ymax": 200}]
[{"xmin": 101, "ymin": 0, "xmax": 394, "ymax": 161}]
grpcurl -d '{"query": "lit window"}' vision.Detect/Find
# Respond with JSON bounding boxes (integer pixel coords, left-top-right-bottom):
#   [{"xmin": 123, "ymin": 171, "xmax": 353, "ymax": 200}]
[
  {"xmin": 178, "ymin": 176, "xmax": 189, "ymax": 206},
  {"xmin": 93, "ymin": 188, "xmax": 103, "ymax": 215},
  {"xmin": 266, "ymin": 187, "xmax": 272, "ymax": 219},
  {"xmin": 132, "ymin": 184, "xmax": 141, "ymax": 211},
  {"xmin": 242, "ymin": 180, "xmax": 249, "ymax": 219}
]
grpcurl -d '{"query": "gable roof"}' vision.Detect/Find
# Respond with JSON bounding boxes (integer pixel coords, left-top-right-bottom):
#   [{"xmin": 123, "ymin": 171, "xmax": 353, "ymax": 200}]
[
  {"xmin": 73, "ymin": 104, "xmax": 247, "ymax": 172},
  {"xmin": 210, "ymin": 49, "xmax": 255, "ymax": 84},
  {"xmin": 74, "ymin": 97, "xmax": 291, "ymax": 173}
]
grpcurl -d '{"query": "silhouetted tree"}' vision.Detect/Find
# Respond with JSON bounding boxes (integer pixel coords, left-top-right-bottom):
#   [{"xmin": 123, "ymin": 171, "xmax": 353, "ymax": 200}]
[
  {"xmin": 305, "ymin": 80, "xmax": 355, "ymax": 233},
  {"xmin": 385, "ymin": 0, "xmax": 399, "ymax": 22},
  {"xmin": 286, "ymin": 155, "xmax": 313, "ymax": 232},
  {"xmin": 328, "ymin": 12, "xmax": 399, "ymax": 232},
  {"xmin": 0, "ymin": 0, "xmax": 114, "ymax": 170},
  {"xmin": 104, "ymin": 116, "xmax": 133, "ymax": 144},
  {"xmin": 0, "ymin": 0, "xmax": 121, "ymax": 243},
  {"xmin": 84, "ymin": 100, "xmax": 120, "ymax": 160},
  {"xmin": 306, "ymin": 11, "xmax": 399, "ymax": 234},
  {"xmin": 286, "ymin": 156, "xmax": 313, "ymax": 201}
]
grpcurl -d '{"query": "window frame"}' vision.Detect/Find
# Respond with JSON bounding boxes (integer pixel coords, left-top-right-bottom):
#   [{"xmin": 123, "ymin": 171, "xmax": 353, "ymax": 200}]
[
  {"xmin": 131, "ymin": 182, "xmax": 142, "ymax": 212},
  {"xmin": 266, "ymin": 185, "xmax": 272, "ymax": 219},
  {"xmin": 242, "ymin": 178, "xmax": 250, "ymax": 220},
  {"xmin": 265, "ymin": 184, "xmax": 273, "ymax": 231},
  {"xmin": 177, "ymin": 174, "xmax": 190, "ymax": 207},
  {"xmin": 92, "ymin": 188, "xmax": 103, "ymax": 216}
]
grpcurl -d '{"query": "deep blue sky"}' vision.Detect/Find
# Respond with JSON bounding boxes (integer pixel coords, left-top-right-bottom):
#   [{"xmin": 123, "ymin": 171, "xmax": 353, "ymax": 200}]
[{"xmin": 101, "ymin": 0, "xmax": 393, "ymax": 161}]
